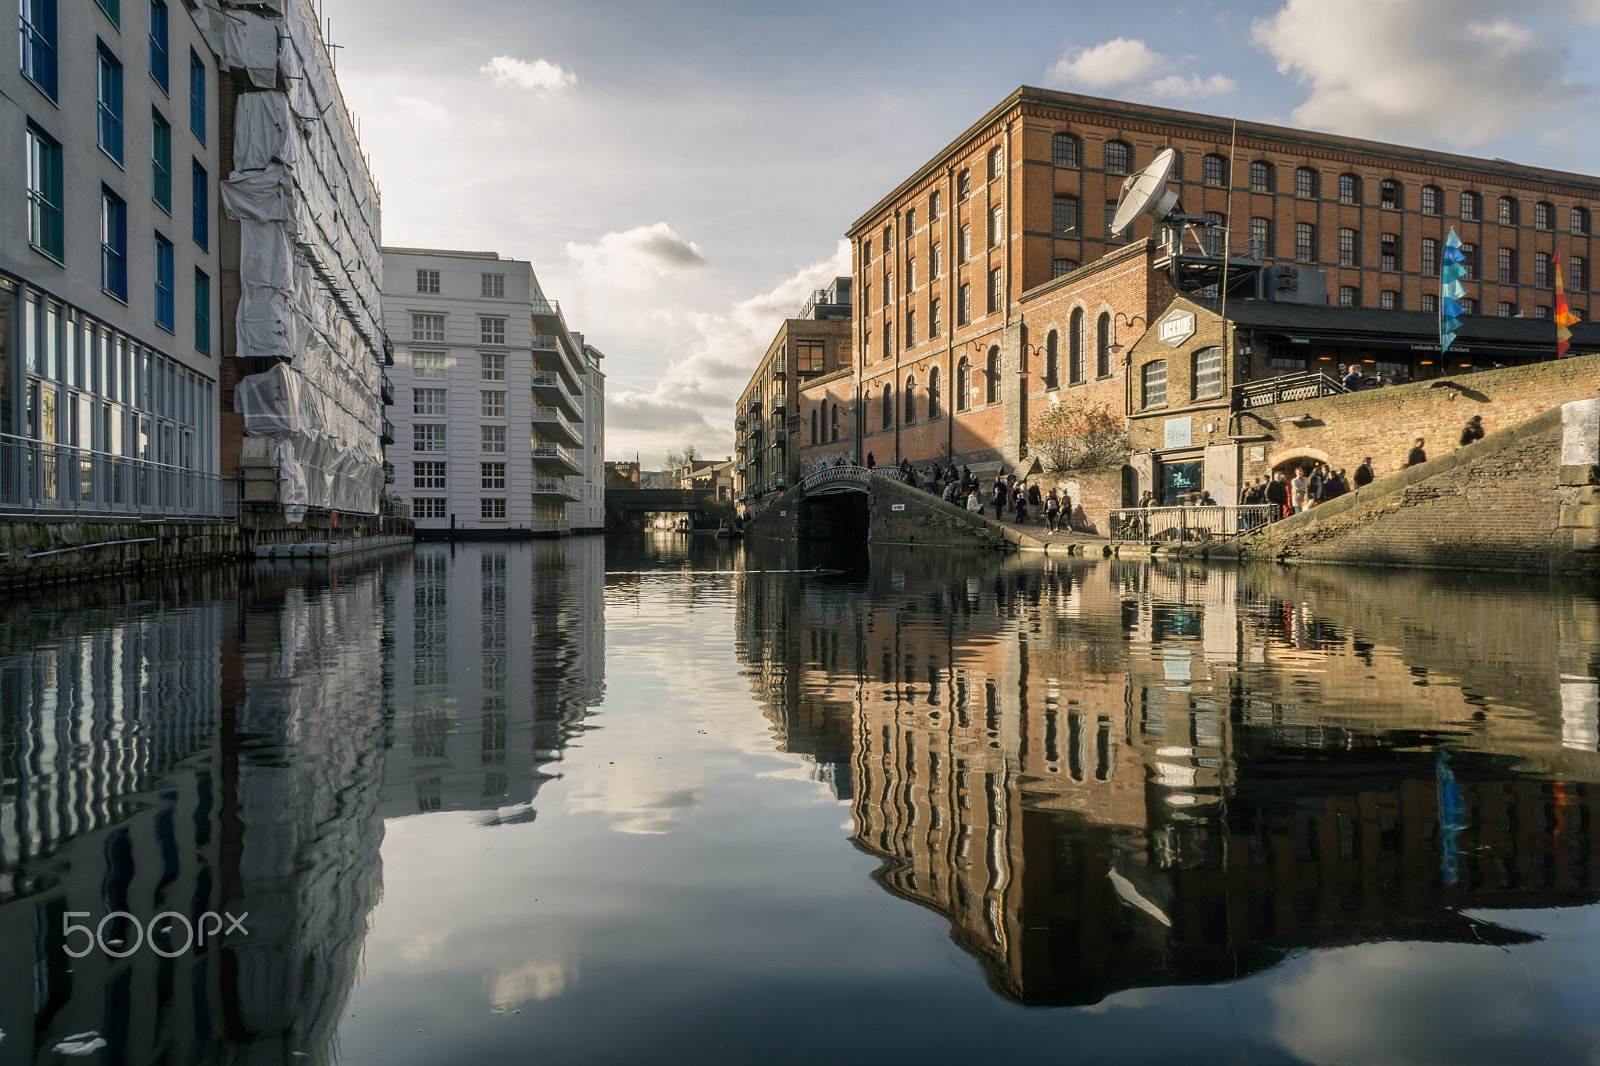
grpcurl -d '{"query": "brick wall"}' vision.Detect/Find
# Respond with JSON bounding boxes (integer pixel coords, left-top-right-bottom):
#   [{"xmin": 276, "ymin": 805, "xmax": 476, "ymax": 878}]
[{"xmin": 1243, "ymin": 350, "xmax": 1600, "ymax": 484}]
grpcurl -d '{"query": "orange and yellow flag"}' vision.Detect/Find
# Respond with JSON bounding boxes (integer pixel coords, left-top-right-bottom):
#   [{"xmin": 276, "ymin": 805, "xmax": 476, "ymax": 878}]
[{"xmin": 1555, "ymin": 249, "xmax": 1578, "ymax": 358}]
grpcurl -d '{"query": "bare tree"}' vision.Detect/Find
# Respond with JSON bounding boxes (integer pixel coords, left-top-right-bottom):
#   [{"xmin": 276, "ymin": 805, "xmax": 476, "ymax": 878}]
[{"xmin": 1031, "ymin": 399, "xmax": 1128, "ymax": 474}]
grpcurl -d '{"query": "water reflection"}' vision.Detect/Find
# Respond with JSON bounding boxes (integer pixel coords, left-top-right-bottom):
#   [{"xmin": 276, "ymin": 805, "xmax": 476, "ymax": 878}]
[{"xmin": 737, "ymin": 550, "xmax": 1600, "ymax": 1007}]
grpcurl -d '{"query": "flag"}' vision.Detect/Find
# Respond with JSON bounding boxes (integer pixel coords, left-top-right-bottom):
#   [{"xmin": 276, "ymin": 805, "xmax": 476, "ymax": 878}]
[
  {"xmin": 1440, "ymin": 228, "xmax": 1466, "ymax": 353},
  {"xmin": 1555, "ymin": 249, "xmax": 1578, "ymax": 358}
]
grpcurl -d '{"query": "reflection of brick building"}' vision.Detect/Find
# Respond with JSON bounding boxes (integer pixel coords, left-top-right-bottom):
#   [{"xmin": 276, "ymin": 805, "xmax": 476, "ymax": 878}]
[{"xmin": 736, "ymin": 547, "xmax": 1600, "ymax": 1006}]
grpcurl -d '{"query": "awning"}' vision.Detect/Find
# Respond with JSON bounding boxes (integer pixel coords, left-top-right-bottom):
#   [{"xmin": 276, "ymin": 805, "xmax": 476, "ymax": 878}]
[{"xmin": 1276, "ymin": 333, "xmax": 1554, "ymax": 359}]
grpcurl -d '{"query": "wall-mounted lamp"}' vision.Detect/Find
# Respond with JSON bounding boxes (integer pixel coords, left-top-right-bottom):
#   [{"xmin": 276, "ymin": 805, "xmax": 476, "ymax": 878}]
[
  {"xmin": 1281, "ymin": 412, "xmax": 1315, "ymax": 426},
  {"xmin": 1106, "ymin": 312, "xmax": 1147, "ymax": 358}
]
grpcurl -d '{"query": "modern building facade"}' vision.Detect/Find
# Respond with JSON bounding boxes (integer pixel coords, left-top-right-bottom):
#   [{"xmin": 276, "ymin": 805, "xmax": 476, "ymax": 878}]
[
  {"xmin": 568, "ymin": 342, "xmax": 606, "ymax": 532},
  {"xmin": 381, "ymin": 247, "xmax": 599, "ymax": 537},
  {"xmin": 843, "ymin": 85, "xmax": 1600, "ymax": 479},
  {"xmin": 733, "ymin": 277, "xmax": 851, "ymax": 507},
  {"xmin": 3, "ymin": 0, "xmax": 226, "ymax": 519}
]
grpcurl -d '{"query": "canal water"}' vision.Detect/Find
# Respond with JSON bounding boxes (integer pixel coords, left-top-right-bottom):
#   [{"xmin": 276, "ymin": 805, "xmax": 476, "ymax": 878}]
[{"xmin": 3, "ymin": 536, "xmax": 1600, "ymax": 1064}]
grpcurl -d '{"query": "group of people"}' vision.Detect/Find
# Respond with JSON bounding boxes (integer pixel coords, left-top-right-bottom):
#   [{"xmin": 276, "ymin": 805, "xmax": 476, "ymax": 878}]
[
  {"xmin": 864, "ymin": 453, "xmax": 1076, "ymax": 533},
  {"xmin": 1241, "ymin": 462, "xmax": 1353, "ymax": 519},
  {"xmin": 1338, "ymin": 363, "xmax": 1412, "ymax": 391}
]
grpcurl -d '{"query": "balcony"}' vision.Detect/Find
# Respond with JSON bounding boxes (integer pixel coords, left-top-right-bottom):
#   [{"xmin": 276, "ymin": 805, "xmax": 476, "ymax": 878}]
[
  {"xmin": 734, "ymin": 416, "xmax": 747, "ymax": 430},
  {"xmin": 772, "ymin": 429, "xmax": 787, "ymax": 446},
  {"xmin": 380, "ymin": 372, "xmax": 395, "ymax": 406},
  {"xmin": 532, "ymin": 333, "xmax": 561, "ymax": 351},
  {"xmin": 382, "ymin": 459, "xmax": 395, "ymax": 484},
  {"xmin": 380, "ymin": 418, "xmax": 395, "ymax": 446},
  {"xmin": 770, "ymin": 362, "xmax": 787, "ymax": 379},
  {"xmin": 531, "ymin": 405, "xmax": 583, "ymax": 445},
  {"xmin": 735, "ymin": 459, "xmax": 746, "ymax": 472},
  {"xmin": 771, "ymin": 399, "xmax": 786, "ymax": 416},
  {"xmin": 746, "ymin": 399, "xmax": 762, "ymax": 416},
  {"xmin": 532, "ymin": 477, "xmax": 583, "ymax": 501},
  {"xmin": 531, "ymin": 441, "xmax": 584, "ymax": 475},
  {"xmin": 531, "ymin": 371, "xmax": 585, "ymax": 420},
  {"xmin": 747, "ymin": 422, "xmax": 763, "ymax": 438}
]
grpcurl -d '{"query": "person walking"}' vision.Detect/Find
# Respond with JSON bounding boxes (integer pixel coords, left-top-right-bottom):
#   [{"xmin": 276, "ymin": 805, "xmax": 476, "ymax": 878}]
[
  {"xmin": 1044, "ymin": 489, "xmax": 1061, "ymax": 532},
  {"xmin": 1460, "ymin": 415, "xmax": 1485, "ymax": 447},
  {"xmin": 923, "ymin": 463, "xmax": 938, "ymax": 494},
  {"xmin": 990, "ymin": 481, "xmax": 1007, "ymax": 521},
  {"xmin": 1060, "ymin": 490, "xmax": 1073, "ymax": 532},
  {"xmin": 866, "ymin": 452, "xmax": 876, "ymax": 469},
  {"xmin": 1012, "ymin": 485, "xmax": 1028, "ymax": 524},
  {"xmin": 1404, "ymin": 438, "xmax": 1427, "ymax": 468},
  {"xmin": 1027, "ymin": 482, "xmax": 1042, "ymax": 522},
  {"xmin": 1266, "ymin": 471, "xmax": 1289, "ymax": 520},
  {"xmin": 1290, "ymin": 467, "xmax": 1311, "ymax": 514},
  {"xmin": 1354, "ymin": 457, "xmax": 1374, "ymax": 488}
]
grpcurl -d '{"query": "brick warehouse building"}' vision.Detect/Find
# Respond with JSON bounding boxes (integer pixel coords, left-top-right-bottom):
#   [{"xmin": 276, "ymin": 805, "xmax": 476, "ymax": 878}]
[{"xmin": 836, "ymin": 85, "xmax": 1600, "ymax": 491}]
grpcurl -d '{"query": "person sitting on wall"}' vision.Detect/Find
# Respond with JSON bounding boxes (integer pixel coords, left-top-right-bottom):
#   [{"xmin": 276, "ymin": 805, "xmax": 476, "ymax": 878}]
[
  {"xmin": 966, "ymin": 489, "xmax": 983, "ymax": 513},
  {"xmin": 1460, "ymin": 415, "xmax": 1485, "ymax": 447},
  {"xmin": 942, "ymin": 480, "xmax": 959, "ymax": 504}
]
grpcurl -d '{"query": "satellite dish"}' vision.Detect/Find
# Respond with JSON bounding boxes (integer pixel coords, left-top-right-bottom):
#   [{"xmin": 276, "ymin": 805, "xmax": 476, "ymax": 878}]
[{"xmin": 1111, "ymin": 148, "xmax": 1180, "ymax": 238}]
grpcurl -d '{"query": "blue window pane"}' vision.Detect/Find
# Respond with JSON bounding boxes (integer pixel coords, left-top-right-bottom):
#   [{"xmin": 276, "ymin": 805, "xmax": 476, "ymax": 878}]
[
  {"xmin": 194, "ymin": 270, "xmax": 211, "ymax": 354},
  {"xmin": 97, "ymin": 42, "xmax": 124, "ymax": 164},
  {"xmin": 101, "ymin": 189, "xmax": 127, "ymax": 301},
  {"xmin": 189, "ymin": 49, "xmax": 206, "ymax": 142},
  {"xmin": 21, "ymin": 0, "xmax": 58, "ymax": 99},
  {"xmin": 191, "ymin": 160, "xmax": 208, "ymax": 249},
  {"xmin": 155, "ymin": 234, "xmax": 175, "ymax": 332},
  {"xmin": 149, "ymin": 0, "xmax": 169, "ymax": 93}
]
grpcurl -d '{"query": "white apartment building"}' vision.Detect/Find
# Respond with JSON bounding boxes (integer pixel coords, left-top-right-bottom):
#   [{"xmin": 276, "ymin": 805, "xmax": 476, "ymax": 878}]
[
  {"xmin": 569, "ymin": 341, "xmax": 606, "ymax": 532},
  {"xmin": 381, "ymin": 248, "xmax": 598, "ymax": 536},
  {"xmin": 2, "ymin": 0, "xmax": 225, "ymax": 518}
]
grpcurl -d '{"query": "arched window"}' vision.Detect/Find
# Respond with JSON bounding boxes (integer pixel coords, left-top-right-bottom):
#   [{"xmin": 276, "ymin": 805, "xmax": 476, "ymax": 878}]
[
  {"xmin": 1421, "ymin": 185, "xmax": 1441, "ymax": 216},
  {"xmin": 810, "ymin": 407, "xmax": 818, "ymax": 445},
  {"xmin": 830, "ymin": 404, "xmax": 840, "ymax": 441},
  {"xmin": 904, "ymin": 375, "xmax": 917, "ymax": 423},
  {"xmin": 1052, "ymin": 132, "xmax": 1081, "ymax": 168},
  {"xmin": 928, "ymin": 365, "xmax": 941, "ymax": 419},
  {"xmin": 1104, "ymin": 140, "xmax": 1132, "ymax": 175},
  {"xmin": 1497, "ymin": 196, "xmax": 1518, "ymax": 226},
  {"xmin": 1294, "ymin": 167, "xmax": 1317, "ymax": 199},
  {"xmin": 1045, "ymin": 330, "xmax": 1059, "ymax": 388},
  {"xmin": 1338, "ymin": 173, "xmax": 1361, "ymax": 205},
  {"xmin": 985, "ymin": 347, "xmax": 1000, "ymax": 404},
  {"xmin": 1202, "ymin": 153, "xmax": 1227, "ymax": 187},
  {"xmin": 1460, "ymin": 190, "xmax": 1480, "ymax": 221},
  {"xmin": 1249, "ymin": 160, "xmax": 1272, "ymax": 193},
  {"xmin": 1380, "ymin": 179, "xmax": 1401, "ymax": 209},
  {"xmin": 1069, "ymin": 308, "xmax": 1084, "ymax": 383},
  {"xmin": 957, "ymin": 169, "xmax": 971, "ymax": 200},
  {"xmin": 1142, "ymin": 360, "xmax": 1167, "ymax": 407},
  {"xmin": 1192, "ymin": 347, "xmax": 1222, "ymax": 400},
  {"xmin": 1095, "ymin": 312, "xmax": 1111, "ymax": 377},
  {"xmin": 1534, "ymin": 202, "xmax": 1552, "ymax": 231},
  {"xmin": 987, "ymin": 145, "xmax": 1002, "ymax": 180},
  {"xmin": 1574, "ymin": 207, "xmax": 1591, "ymax": 235},
  {"xmin": 955, "ymin": 358, "xmax": 970, "ymax": 411},
  {"xmin": 881, "ymin": 384, "xmax": 893, "ymax": 429},
  {"xmin": 905, "ymin": 207, "xmax": 917, "ymax": 234}
]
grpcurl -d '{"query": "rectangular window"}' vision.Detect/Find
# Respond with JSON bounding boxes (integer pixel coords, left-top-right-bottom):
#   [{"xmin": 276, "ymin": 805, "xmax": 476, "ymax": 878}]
[
  {"xmin": 1381, "ymin": 290, "xmax": 1399, "ymax": 310},
  {"xmin": 1193, "ymin": 347, "xmax": 1221, "ymax": 399},
  {"xmin": 1421, "ymin": 293, "xmax": 1438, "ymax": 313},
  {"xmin": 96, "ymin": 0, "xmax": 119, "ymax": 24},
  {"xmin": 480, "ymin": 353, "xmax": 506, "ymax": 380},
  {"xmin": 480, "ymin": 497, "xmax": 506, "ymax": 520},
  {"xmin": 1421, "ymin": 186, "xmax": 1440, "ymax": 216},
  {"xmin": 1052, "ymin": 195, "xmax": 1079, "ymax": 235},
  {"xmin": 1294, "ymin": 222, "xmax": 1315, "ymax": 263},
  {"xmin": 482, "ymin": 273, "xmax": 505, "ymax": 297},
  {"xmin": 194, "ymin": 268, "xmax": 210, "ymax": 353},
  {"xmin": 1294, "ymin": 168, "xmax": 1316, "ymax": 199},
  {"xmin": 148, "ymin": 0, "xmax": 168, "ymax": 92},
  {"xmin": 959, "ymin": 225, "xmax": 970, "ymax": 262},
  {"xmin": 987, "ymin": 267, "xmax": 1002, "ymax": 314},
  {"xmin": 481, "ymin": 462, "xmax": 506, "ymax": 490},
  {"xmin": 413, "ymin": 424, "xmax": 446, "ymax": 452},
  {"xmin": 906, "ymin": 258, "xmax": 917, "ymax": 291},
  {"xmin": 1573, "ymin": 257, "xmax": 1587, "ymax": 291},
  {"xmin": 1498, "ymin": 301, "xmax": 1515, "ymax": 318},
  {"xmin": 189, "ymin": 49, "xmax": 205, "ymax": 141},
  {"xmin": 97, "ymin": 41, "xmax": 124, "ymax": 163},
  {"xmin": 930, "ymin": 244, "xmax": 941, "ymax": 278},
  {"xmin": 416, "ymin": 269, "xmax": 439, "ymax": 293},
  {"xmin": 989, "ymin": 205, "xmax": 1003, "ymax": 247},
  {"xmin": 412, "ymin": 314, "xmax": 446, "ymax": 342},
  {"xmin": 21, "ymin": 0, "xmax": 57, "ymax": 99},
  {"xmin": 101, "ymin": 188, "xmax": 127, "ymax": 301},
  {"xmin": 1461, "ymin": 297, "xmax": 1478, "ymax": 315},
  {"xmin": 1339, "ymin": 285, "xmax": 1359, "ymax": 307},
  {"xmin": 414, "ymin": 497, "xmax": 447, "ymax": 519},
  {"xmin": 1052, "ymin": 258, "xmax": 1078, "ymax": 278},
  {"xmin": 414, "ymin": 462, "xmax": 447, "ymax": 489},
  {"xmin": 1338, "ymin": 228, "xmax": 1357, "ymax": 267},
  {"xmin": 481, "ymin": 425, "xmax": 506, "ymax": 453},
  {"xmin": 26, "ymin": 123, "xmax": 64, "ymax": 260},
  {"xmin": 958, "ymin": 283, "xmax": 971, "ymax": 326},
  {"xmin": 151, "ymin": 110, "xmax": 172, "ymax": 211},
  {"xmin": 929, "ymin": 298, "xmax": 941, "ymax": 338},
  {"xmin": 1203, "ymin": 154, "xmax": 1226, "ymax": 187},
  {"xmin": 1497, "ymin": 247, "xmax": 1516, "ymax": 285},
  {"xmin": 154, "ymin": 232, "xmax": 174, "ymax": 332},
  {"xmin": 905, "ymin": 310, "xmax": 917, "ymax": 347},
  {"xmin": 413, "ymin": 388, "xmax": 446, "ymax": 415},
  {"xmin": 1460, "ymin": 243, "xmax": 1477, "ymax": 280},
  {"xmin": 191, "ymin": 159, "xmax": 208, "ymax": 248},
  {"xmin": 412, "ymin": 352, "xmax": 446, "ymax": 379},
  {"xmin": 1106, "ymin": 200, "xmax": 1122, "ymax": 240},
  {"xmin": 1141, "ymin": 360, "xmax": 1167, "ymax": 407},
  {"xmin": 481, "ymin": 390, "xmax": 505, "ymax": 417},
  {"xmin": 1248, "ymin": 217, "xmax": 1270, "ymax": 259},
  {"xmin": 1380, "ymin": 234, "xmax": 1398, "ymax": 272},
  {"xmin": 1535, "ymin": 251, "xmax": 1551, "ymax": 289},
  {"xmin": 796, "ymin": 340, "xmax": 826, "ymax": 372},
  {"xmin": 1420, "ymin": 238, "xmax": 1438, "ymax": 276},
  {"xmin": 480, "ymin": 317, "xmax": 506, "ymax": 345}
]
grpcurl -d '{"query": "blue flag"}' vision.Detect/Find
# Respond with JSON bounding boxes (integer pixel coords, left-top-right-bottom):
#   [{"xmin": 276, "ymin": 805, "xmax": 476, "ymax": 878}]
[{"xmin": 1441, "ymin": 229, "xmax": 1466, "ymax": 353}]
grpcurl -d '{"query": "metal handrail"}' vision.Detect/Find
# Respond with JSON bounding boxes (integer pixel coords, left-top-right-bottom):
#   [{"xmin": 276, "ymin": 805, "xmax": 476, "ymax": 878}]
[
  {"xmin": 1233, "ymin": 371, "xmax": 1347, "ymax": 410},
  {"xmin": 0, "ymin": 432, "xmax": 238, "ymax": 521},
  {"xmin": 1109, "ymin": 504, "xmax": 1278, "ymax": 544}
]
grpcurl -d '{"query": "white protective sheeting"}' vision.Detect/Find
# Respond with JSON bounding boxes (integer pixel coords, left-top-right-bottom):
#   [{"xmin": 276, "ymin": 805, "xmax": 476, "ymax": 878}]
[{"xmin": 218, "ymin": 0, "xmax": 387, "ymax": 522}]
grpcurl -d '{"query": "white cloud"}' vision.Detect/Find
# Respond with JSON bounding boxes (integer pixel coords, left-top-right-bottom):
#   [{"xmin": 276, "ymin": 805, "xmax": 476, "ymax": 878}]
[
  {"xmin": 396, "ymin": 95, "xmax": 447, "ymax": 122},
  {"xmin": 1046, "ymin": 37, "xmax": 1234, "ymax": 103},
  {"xmin": 602, "ymin": 240, "xmax": 850, "ymax": 465},
  {"xmin": 479, "ymin": 54, "xmax": 576, "ymax": 93},
  {"xmin": 1048, "ymin": 38, "xmax": 1165, "ymax": 89},
  {"xmin": 1252, "ymin": 0, "xmax": 1584, "ymax": 147},
  {"xmin": 565, "ymin": 223, "xmax": 709, "ymax": 290}
]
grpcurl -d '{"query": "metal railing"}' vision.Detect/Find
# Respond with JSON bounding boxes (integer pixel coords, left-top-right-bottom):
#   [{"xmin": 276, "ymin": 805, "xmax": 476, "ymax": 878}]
[
  {"xmin": 0, "ymin": 433, "xmax": 238, "ymax": 521},
  {"xmin": 532, "ymin": 478, "xmax": 582, "ymax": 500},
  {"xmin": 1109, "ymin": 504, "xmax": 1278, "ymax": 544},
  {"xmin": 1234, "ymin": 371, "xmax": 1347, "ymax": 410},
  {"xmin": 530, "ymin": 442, "xmax": 582, "ymax": 469}
]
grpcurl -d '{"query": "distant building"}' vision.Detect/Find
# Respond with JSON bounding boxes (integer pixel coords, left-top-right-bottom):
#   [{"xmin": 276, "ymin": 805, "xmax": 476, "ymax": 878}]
[
  {"xmin": 380, "ymin": 248, "xmax": 598, "ymax": 537},
  {"xmin": 568, "ymin": 341, "xmax": 606, "ymax": 532},
  {"xmin": 733, "ymin": 277, "xmax": 853, "ymax": 509},
  {"xmin": 605, "ymin": 460, "xmax": 641, "ymax": 491}
]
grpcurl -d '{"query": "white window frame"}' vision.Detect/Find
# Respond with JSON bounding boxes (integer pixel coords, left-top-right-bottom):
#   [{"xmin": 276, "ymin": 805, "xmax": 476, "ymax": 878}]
[
  {"xmin": 480, "ymin": 352, "xmax": 506, "ymax": 380},
  {"xmin": 411, "ymin": 313, "xmax": 445, "ymax": 342},
  {"xmin": 481, "ymin": 424, "xmax": 506, "ymax": 453},
  {"xmin": 481, "ymin": 389, "xmax": 505, "ymax": 417},
  {"xmin": 482, "ymin": 273, "xmax": 505, "ymax": 298},
  {"xmin": 480, "ymin": 317, "xmax": 507, "ymax": 345}
]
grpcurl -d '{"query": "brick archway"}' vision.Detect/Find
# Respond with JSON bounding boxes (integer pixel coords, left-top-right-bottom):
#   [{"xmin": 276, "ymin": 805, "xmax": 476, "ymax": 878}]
[{"xmin": 1268, "ymin": 446, "xmax": 1331, "ymax": 474}]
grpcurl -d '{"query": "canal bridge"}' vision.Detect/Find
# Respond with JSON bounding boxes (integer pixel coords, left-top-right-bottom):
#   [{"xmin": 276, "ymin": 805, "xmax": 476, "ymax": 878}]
[{"xmin": 604, "ymin": 487, "xmax": 725, "ymax": 531}]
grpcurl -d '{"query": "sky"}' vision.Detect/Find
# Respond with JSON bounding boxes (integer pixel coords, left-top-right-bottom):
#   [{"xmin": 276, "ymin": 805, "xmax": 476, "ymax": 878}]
[{"xmin": 325, "ymin": 0, "xmax": 1600, "ymax": 468}]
